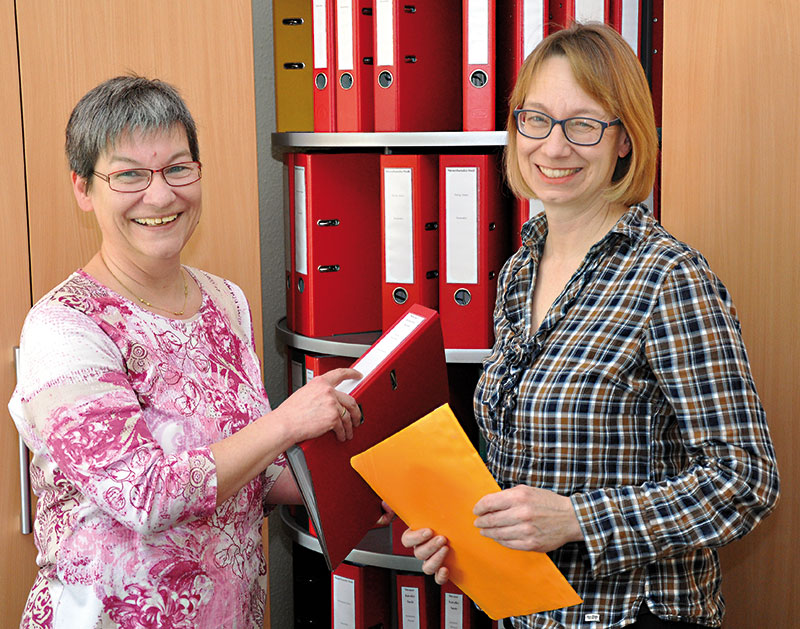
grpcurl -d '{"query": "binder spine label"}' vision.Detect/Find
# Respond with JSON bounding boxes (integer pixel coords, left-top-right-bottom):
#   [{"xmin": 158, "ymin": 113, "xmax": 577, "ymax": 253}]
[
  {"xmin": 400, "ymin": 586, "xmax": 421, "ymax": 628},
  {"xmin": 444, "ymin": 592, "xmax": 464, "ymax": 629},
  {"xmin": 294, "ymin": 165, "xmax": 308, "ymax": 275},
  {"xmin": 574, "ymin": 0, "xmax": 606, "ymax": 24},
  {"xmin": 313, "ymin": 0, "xmax": 329, "ymax": 68},
  {"xmin": 523, "ymin": 0, "xmax": 546, "ymax": 56},
  {"xmin": 337, "ymin": 0, "xmax": 355, "ymax": 71},
  {"xmin": 383, "ymin": 167, "xmax": 415, "ymax": 284},
  {"xmin": 621, "ymin": 1, "xmax": 641, "ymax": 55},
  {"xmin": 467, "ymin": 0, "xmax": 490, "ymax": 65},
  {"xmin": 445, "ymin": 167, "xmax": 479, "ymax": 285},
  {"xmin": 375, "ymin": 0, "xmax": 394, "ymax": 67},
  {"xmin": 332, "ymin": 574, "xmax": 356, "ymax": 627}
]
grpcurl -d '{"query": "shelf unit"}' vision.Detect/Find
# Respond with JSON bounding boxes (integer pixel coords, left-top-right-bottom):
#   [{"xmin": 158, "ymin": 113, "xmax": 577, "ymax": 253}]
[
  {"xmin": 273, "ymin": 131, "xmax": 503, "ymax": 580},
  {"xmin": 280, "ymin": 506, "xmax": 422, "ymax": 573}
]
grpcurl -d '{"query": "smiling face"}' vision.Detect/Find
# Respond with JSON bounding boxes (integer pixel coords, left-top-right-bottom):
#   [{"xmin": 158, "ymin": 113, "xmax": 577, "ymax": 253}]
[
  {"xmin": 72, "ymin": 125, "xmax": 202, "ymax": 271},
  {"xmin": 516, "ymin": 55, "xmax": 631, "ymax": 215}
]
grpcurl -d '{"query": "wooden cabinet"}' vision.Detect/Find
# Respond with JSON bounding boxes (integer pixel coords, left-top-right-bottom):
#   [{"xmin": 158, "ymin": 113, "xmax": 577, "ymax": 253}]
[
  {"xmin": 1, "ymin": 0, "xmax": 265, "ymax": 623},
  {"xmin": 661, "ymin": 2, "xmax": 799, "ymax": 626}
]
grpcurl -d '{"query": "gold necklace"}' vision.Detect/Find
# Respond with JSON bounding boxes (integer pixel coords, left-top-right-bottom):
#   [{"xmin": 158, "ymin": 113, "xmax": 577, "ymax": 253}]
[{"xmin": 102, "ymin": 254, "xmax": 188, "ymax": 316}]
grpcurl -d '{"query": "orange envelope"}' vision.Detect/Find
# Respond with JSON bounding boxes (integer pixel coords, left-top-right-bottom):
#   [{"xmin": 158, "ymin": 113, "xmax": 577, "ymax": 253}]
[{"xmin": 350, "ymin": 403, "xmax": 582, "ymax": 620}]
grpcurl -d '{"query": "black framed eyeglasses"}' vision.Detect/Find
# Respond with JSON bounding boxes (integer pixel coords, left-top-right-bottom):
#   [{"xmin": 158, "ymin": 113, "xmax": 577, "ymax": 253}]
[
  {"xmin": 513, "ymin": 109, "xmax": 621, "ymax": 146},
  {"xmin": 93, "ymin": 161, "xmax": 202, "ymax": 193}
]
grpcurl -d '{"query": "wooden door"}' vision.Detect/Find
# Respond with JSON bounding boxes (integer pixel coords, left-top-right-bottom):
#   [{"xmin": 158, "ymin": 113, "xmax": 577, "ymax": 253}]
[
  {"xmin": 0, "ymin": 0, "xmax": 40, "ymax": 620},
  {"xmin": 661, "ymin": 2, "xmax": 799, "ymax": 625}
]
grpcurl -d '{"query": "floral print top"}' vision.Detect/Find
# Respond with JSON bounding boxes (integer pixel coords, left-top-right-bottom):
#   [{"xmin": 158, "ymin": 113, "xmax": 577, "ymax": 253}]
[{"xmin": 9, "ymin": 268, "xmax": 286, "ymax": 628}]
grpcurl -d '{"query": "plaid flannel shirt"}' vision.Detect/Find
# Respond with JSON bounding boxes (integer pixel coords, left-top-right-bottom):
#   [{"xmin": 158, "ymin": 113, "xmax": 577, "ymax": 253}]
[{"xmin": 474, "ymin": 204, "xmax": 779, "ymax": 628}]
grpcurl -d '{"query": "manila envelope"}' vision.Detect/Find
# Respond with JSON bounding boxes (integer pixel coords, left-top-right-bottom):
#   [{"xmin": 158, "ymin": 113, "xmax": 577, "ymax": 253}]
[{"xmin": 350, "ymin": 403, "xmax": 582, "ymax": 620}]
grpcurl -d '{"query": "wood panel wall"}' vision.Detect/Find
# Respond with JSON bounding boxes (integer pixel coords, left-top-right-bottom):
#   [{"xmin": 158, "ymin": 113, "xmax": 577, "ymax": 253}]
[
  {"xmin": 0, "ymin": 0, "xmax": 40, "ymax": 620},
  {"xmin": 661, "ymin": 2, "xmax": 798, "ymax": 625}
]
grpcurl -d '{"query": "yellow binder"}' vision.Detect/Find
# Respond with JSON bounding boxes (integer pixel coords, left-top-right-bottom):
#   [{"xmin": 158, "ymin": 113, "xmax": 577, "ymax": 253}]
[
  {"xmin": 350, "ymin": 403, "xmax": 582, "ymax": 620},
  {"xmin": 273, "ymin": 0, "xmax": 313, "ymax": 132}
]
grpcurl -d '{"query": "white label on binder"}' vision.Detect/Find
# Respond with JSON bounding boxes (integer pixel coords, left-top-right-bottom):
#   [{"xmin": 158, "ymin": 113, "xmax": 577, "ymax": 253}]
[
  {"xmin": 467, "ymin": 0, "xmax": 490, "ymax": 66},
  {"xmin": 313, "ymin": 0, "xmax": 329, "ymax": 69},
  {"xmin": 401, "ymin": 586, "xmax": 421, "ymax": 629},
  {"xmin": 337, "ymin": 0, "xmax": 355, "ymax": 71},
  {"xmin": 282, "ymin": 164, "xmax": 291, "ymax": 274},
  {"xmin": 336, "ymin": 311, "xmax": 425, "ymax": 394},
  {"xmin": 332, "ymin": 574, "xmax": 356, "ymax": 628},
  {"xmin": 375, "ymin": 0, "xmax": 394, "ymax": 67},
  {"xmin": 294, "ymin": 165, "xmax": 308, "ymax": 275},
  {"xmin": 444, "ymin": 592, "xmax": 464, "ymax": 629},
  {"xmin": 291, "ymin": 359, "xmax": 304, "ymax": 392},
  {"xmin": 574, "ymin": 0, "xmax": 605, "ymax": 24},
  {"xmin": 621, "ymin": 1, "xmax": 640, "ymax": 55},
  {"xmin": 523, "ymin": 0, "xmax": 546, "ymax": 56},
  {"xmin": 383, "ymin": 167, "xmax": 414, "ymax": 284},
  {"xmin": 445, "ymin": 167, "xmax": 479, "ymax": 285}
]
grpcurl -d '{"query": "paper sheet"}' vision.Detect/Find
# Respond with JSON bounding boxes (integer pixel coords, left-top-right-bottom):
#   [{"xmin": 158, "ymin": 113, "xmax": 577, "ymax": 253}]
[{"xmin": 350, "ymin": 404, "xmax": 582, "ymax": 620}]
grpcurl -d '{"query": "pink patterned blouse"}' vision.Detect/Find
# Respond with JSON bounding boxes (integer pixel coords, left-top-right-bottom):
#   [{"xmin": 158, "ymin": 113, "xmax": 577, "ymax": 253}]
[{"xmin": 9, "ymin": 268, "xmax": 286, "ymax": 628}]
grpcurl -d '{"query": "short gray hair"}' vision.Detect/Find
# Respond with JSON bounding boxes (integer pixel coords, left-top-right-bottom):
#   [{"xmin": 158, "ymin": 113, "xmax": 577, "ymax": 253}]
[{"xmin": 65, "ymin": 75, "xmax": 199, "ymax": 187}]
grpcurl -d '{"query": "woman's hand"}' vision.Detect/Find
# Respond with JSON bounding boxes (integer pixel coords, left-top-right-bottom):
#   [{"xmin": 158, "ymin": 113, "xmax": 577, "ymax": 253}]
[
  {"xmin": 401, "ymin": 527, "xmax": 451, "ymax": 585},
  {"xmin": 275, "ymin": 368, "xmax": 363, "ymax": 445},
  {"xmin": 375, "ymin": 501, "xmax": 395, "ymax": 527},
  {"xmin": 473, "ymin": 485, "xmax": 584, "ymax": 552}
]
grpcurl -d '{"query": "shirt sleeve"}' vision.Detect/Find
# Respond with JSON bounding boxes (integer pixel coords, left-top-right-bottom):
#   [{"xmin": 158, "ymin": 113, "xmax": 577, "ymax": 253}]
[
  {"xmin": 12, "ymin": 302, "xmax": 219, "ymax": 536},
  {"xmin": 571, "ymin": 255, "xmax": 780, "ymax": 578}
]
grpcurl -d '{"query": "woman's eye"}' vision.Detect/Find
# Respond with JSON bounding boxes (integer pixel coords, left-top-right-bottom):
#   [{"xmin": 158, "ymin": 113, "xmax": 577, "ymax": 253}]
[{"xmin": 113, "ymin": 170, "xmax": 147, "ymax": 181}]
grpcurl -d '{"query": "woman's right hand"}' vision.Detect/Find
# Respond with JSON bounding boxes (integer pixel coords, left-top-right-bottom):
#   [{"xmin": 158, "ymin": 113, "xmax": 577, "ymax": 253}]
[
  {"xmin": 401, "ymin": 527, "xmax": 451, "ymax": 585},
  {"xmin": 276, "ymin": 368, "xmax": 363, "ymax": 444}
]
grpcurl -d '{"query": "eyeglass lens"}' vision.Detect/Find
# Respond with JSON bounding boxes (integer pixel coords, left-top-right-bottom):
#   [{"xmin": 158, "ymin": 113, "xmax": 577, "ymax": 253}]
[
  {"xmin": 517, "ymin": 111, "xmax": 606, "ymax": 145},
  {"xmin": 107, "ymin": 162, "xmax": 201, "ymax": 192}
]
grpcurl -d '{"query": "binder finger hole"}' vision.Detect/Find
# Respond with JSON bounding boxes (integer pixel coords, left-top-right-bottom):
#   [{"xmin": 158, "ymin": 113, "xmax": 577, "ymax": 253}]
[
  {"xmin": 454, "ymin": 288, "xmax": 472, "ymax": 306},
  {"xmin": 378, "ymin": 70, "xmax": 393, "ymax": 89},
  {"xmin": 392, "ymin": 287, "xmax": 408, "ymax": 305},
  {"xmin": 339, "ymin": 72, "xmax": 353, "ymax": 90}
]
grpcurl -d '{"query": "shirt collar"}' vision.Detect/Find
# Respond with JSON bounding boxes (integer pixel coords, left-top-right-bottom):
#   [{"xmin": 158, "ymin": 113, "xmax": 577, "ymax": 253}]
[{"xmin": 519, "ymin": 202, "xmax": 653, "ymax": 250}]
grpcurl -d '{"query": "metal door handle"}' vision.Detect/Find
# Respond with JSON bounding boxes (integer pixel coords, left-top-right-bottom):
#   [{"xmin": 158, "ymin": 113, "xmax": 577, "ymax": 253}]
[{"xmin": 14, "ymin": 347, "xmax": 32, "ymax": 535}]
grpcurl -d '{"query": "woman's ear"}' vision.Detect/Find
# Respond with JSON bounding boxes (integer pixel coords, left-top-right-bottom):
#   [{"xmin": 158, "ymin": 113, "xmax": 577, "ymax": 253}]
[
  {"xmin": 71, "ymin": 172, "xmax": 94, "ymax": 213},
  {"xmin": 618, "ymin": 132, "xmax": 632, "ymax": 159}
]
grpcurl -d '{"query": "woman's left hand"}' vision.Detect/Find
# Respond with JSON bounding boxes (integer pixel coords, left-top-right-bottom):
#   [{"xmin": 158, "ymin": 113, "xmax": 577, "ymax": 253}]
[{"xmin": 473, "ymin": 485, "xmax": 584, "ymax": 552}]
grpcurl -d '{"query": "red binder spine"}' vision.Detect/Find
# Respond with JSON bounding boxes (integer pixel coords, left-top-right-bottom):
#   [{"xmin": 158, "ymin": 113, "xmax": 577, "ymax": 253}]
[
  {"xmin": 438, "ymin": 154, "xmax": 508, "ymax": 350},
  {"xmin": 463, "ymin": 0, "xmax": 496, "ymax": 131},
  {"xmin": 548, "ymin": 0, "xmax": 571, "ymax": 31},
  {"xmin": 440, "ymin": 581, "xmax": 482, "ymax": 628},
  {"xmin": 283, "ymin": 152, "xmax": 296, "ymax": 331},
  {"xmin": 312, "ymin": 0, "xmax": 337, "ymax": 131},
  {"xmin": 380, "ymin": 153, "xmax": 439, "ymax": 330},
  {"xmin": 336, "ymin": 0, "xmax": 375, "ymax": 132},
  {"xmin": 373, "ymin": 0, "xmax": 462, "ymax": 131},
  {"xmin": 332, "ymin": 562, "xmax": 391, "ymax": 628},
  {"xmin": 293, "ymin": 153, "xmax": 382, "ymax": 338},
  {"xmin": 496, "ymin": 0, "xmax": 548, "ymax": 130},
  {"xmin": 397, "ymin": 573, "xmax": 439, "ymax": 629}
]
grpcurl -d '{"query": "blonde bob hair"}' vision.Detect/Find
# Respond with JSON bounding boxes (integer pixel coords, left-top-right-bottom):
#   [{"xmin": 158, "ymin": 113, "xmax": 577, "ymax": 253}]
[{"xmin": 505, "ymin": 22, "xmax": 658, "ymax": 206}]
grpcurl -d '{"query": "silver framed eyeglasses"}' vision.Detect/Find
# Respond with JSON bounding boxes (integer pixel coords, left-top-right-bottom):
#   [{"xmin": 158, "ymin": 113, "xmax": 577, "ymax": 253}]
[
  {"xmin": 93, "ymin": 161, "xmax": 202, "ymax": 193},
  {"xmin": 513, "ymin": 109, "xmax": 621, "ymax": 146}
]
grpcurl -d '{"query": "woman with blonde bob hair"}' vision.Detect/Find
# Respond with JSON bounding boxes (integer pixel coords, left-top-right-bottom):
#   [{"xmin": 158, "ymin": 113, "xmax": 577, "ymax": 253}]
[
  {"xmin": 402, "ymin": 22, "xmax": 778, "ymax": 629},
  {"xmin": 505, "ymin": 22, "xmax": 659, "ymax": 207}
]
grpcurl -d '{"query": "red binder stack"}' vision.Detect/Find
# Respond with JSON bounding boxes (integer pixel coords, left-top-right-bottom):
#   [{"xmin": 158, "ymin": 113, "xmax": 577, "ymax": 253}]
[
  {"xmin": 463, "ymin": 0, "xmax": 496, "ymax": 131},
  {"xmin": 397, "ymin": 573, "xmax": 439, "ymax": 628},
  {"xmin": 332, "ymin": 562, "xmax": 391, "ymax": 628},
  {"xmin": 312, "ymin": 0, "xmax": 337, "ymax": 131},
  {"xmin": 291, "ymin": 152, "xmax": 381, "ymax": 338},
  {"xmin": 335, "ymin": 0, "xmax": 375, "ymax": 131},
  {"xmin": 438, "ymin": 154, "xmax": 508, "ymax": 350},
  {"xmin": 373, "ymin": 0, "xmax": 463, "ymax": 131},
  {"xmin": 380, "ymin": 153, "xmax": 439, "ymax": 330}
]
